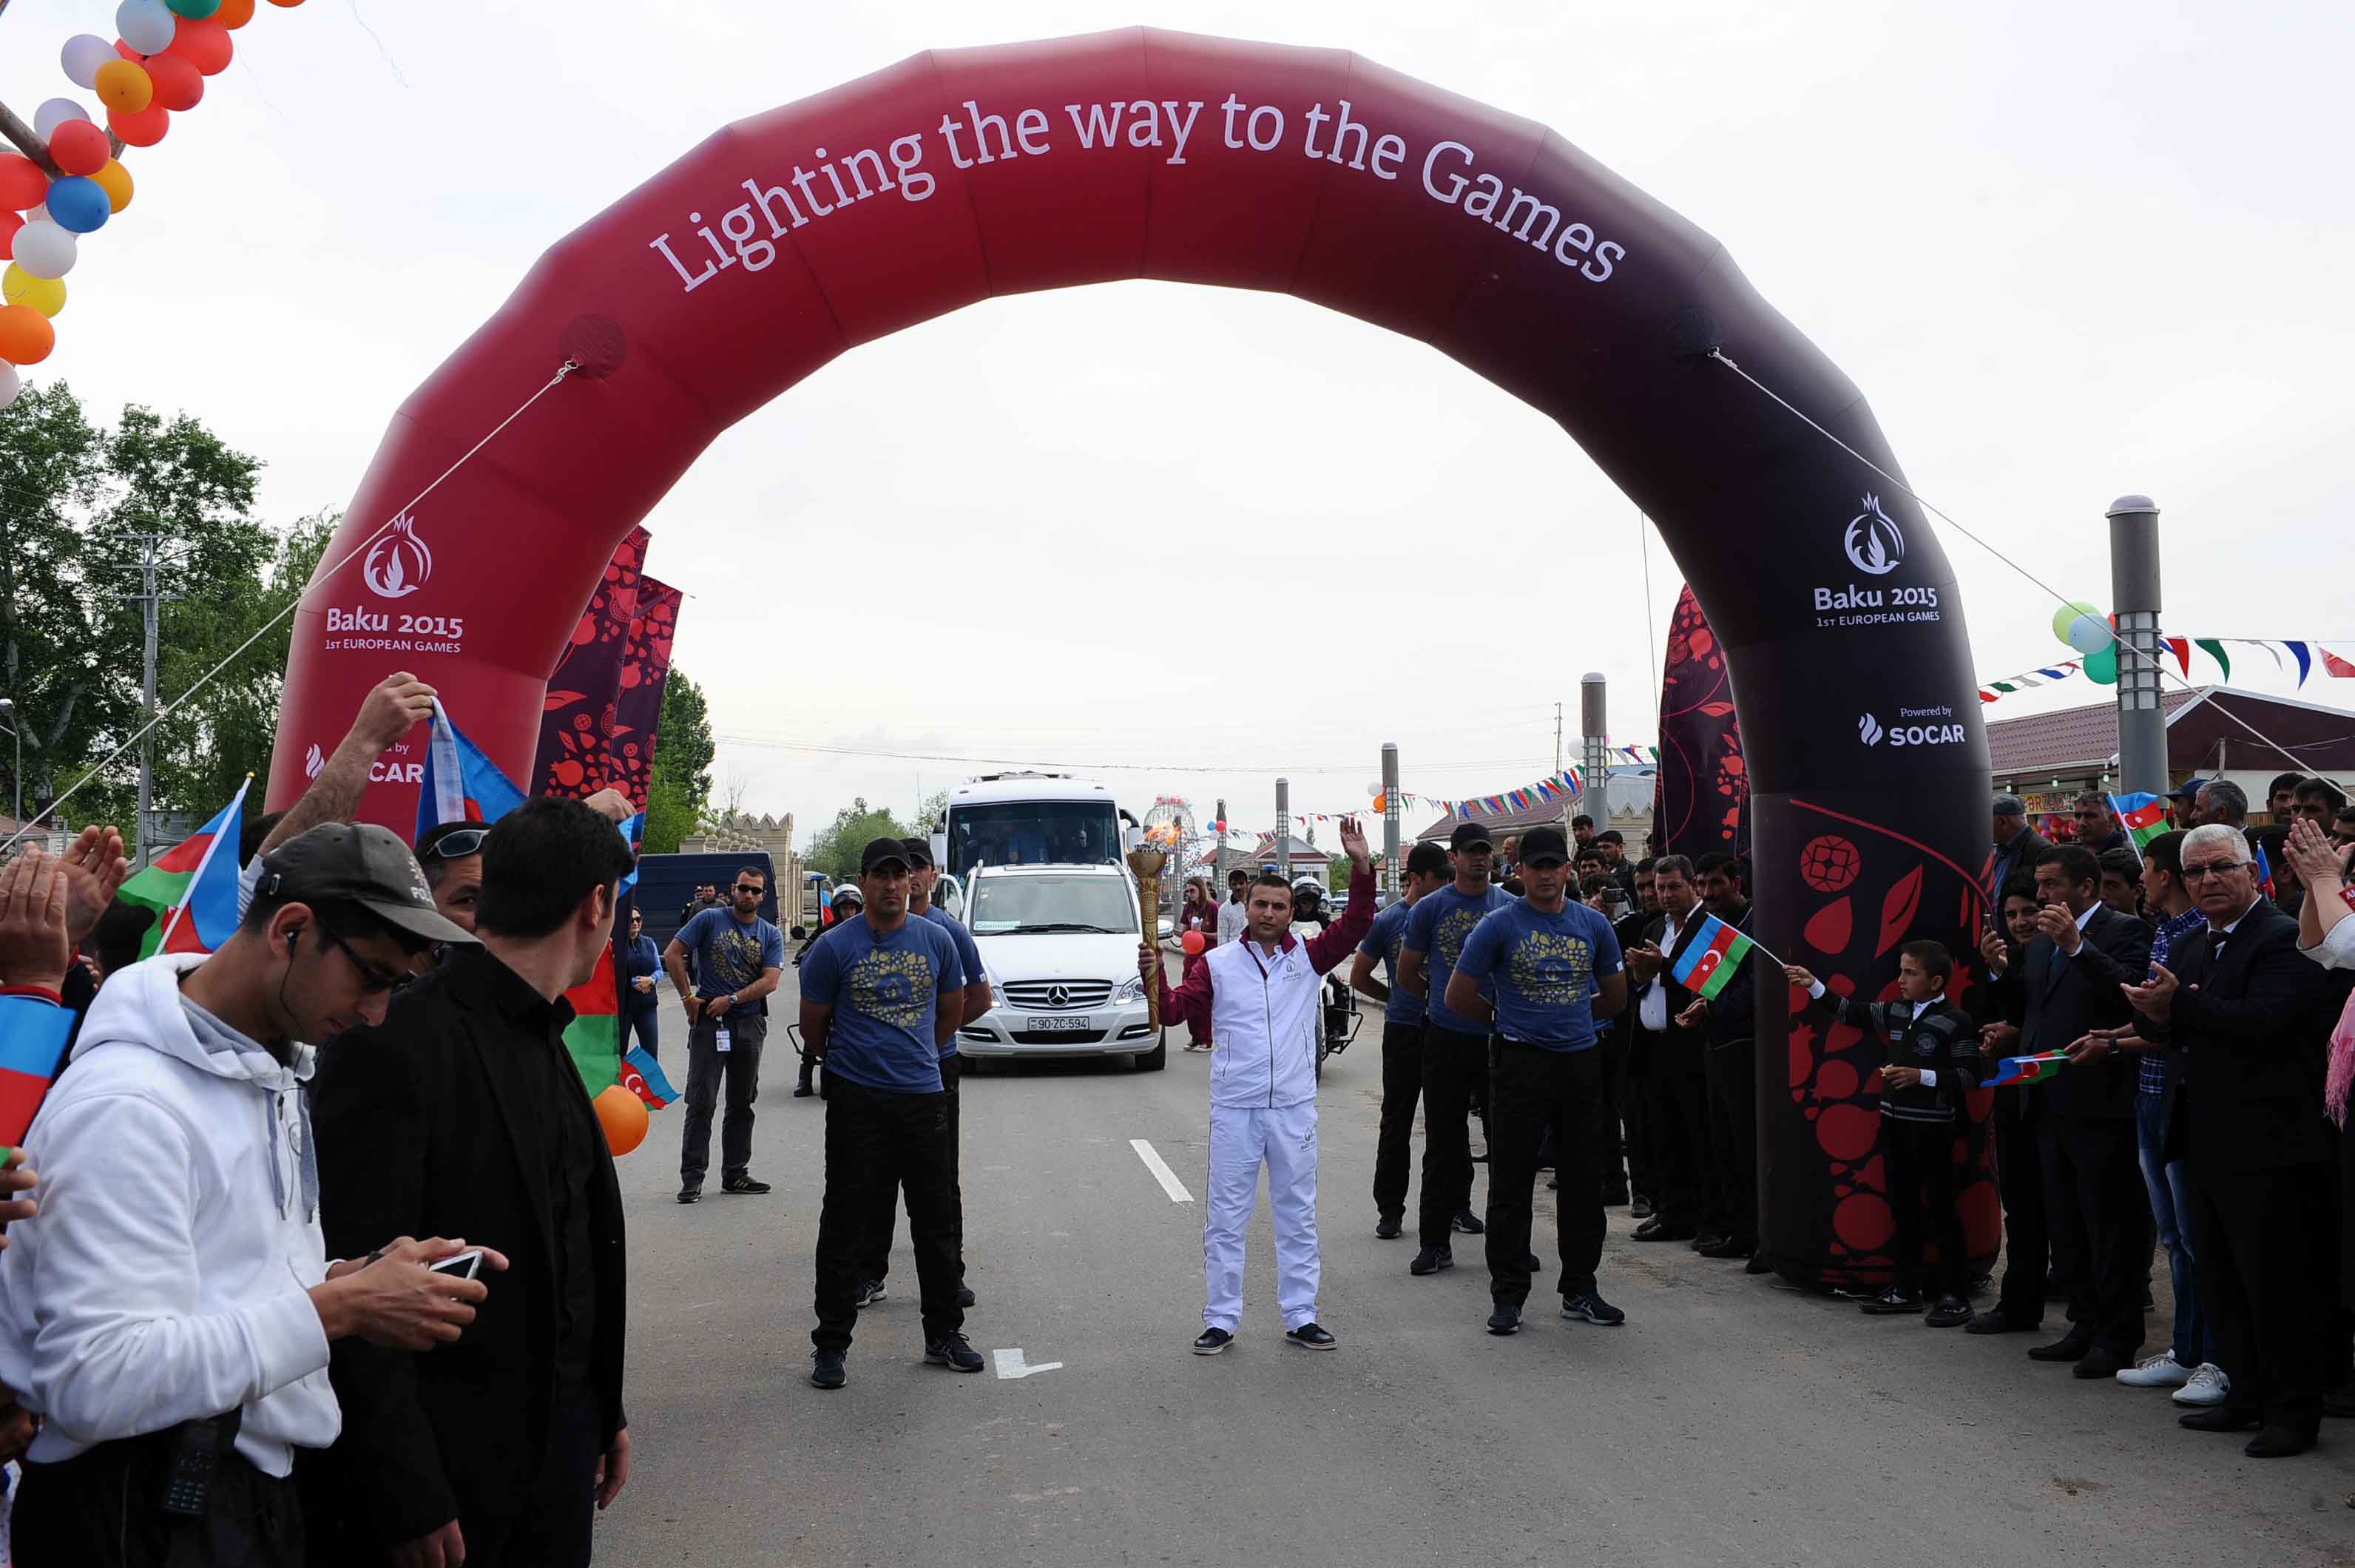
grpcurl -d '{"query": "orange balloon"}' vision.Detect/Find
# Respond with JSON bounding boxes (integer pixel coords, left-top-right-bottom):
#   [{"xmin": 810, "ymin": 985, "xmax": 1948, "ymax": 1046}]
[
  {"xmin": 109, "ymin": 104, "xmax": 170, "ymax": 149},
  {"xmin": 166, "ymin": 16, "xmax": 233, "ymax": 75},
  {"xmin": 95, "ymin": 58, "xmax": 155, "ymax": 115},
  {"xmin": 92, "ymin": 160, "xmax": 135, "ymax": 214},
  {"xmin": 143, "ymin": 53, "xmax": 204, "ymax": 112},
  {"xmin": 592, "ymin": 1084, "xmax": 648, "ymax": 1156},
  {"xmin": 0, "ymin": 303, "xmax": 57, "ymax": 366},
  {"xmin": 266, "ymin": 0, "xmax": 305, "ymax": 7},
  {"xmin": 217, "ymin": 0, "xmax": 257, "ymax": 24}
]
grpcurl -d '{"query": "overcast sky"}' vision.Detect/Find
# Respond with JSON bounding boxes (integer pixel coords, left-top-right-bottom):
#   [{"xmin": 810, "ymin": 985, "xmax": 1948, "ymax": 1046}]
[{"xmin": 11, "ymin": 0, "xmax": 2352, "ymax": 842}]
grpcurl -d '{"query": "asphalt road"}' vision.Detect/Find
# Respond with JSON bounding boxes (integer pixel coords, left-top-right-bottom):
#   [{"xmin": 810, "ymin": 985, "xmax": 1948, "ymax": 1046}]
[{"xmin": 592, "ymin": 976, "xmax": 2351, "ymax": 1567}]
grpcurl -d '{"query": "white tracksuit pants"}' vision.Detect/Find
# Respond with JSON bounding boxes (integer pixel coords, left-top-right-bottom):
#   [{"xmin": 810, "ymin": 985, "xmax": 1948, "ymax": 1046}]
[{"xmin": 1204, "ymin": 1101, "xmax": 1320, "ymax": 1332}]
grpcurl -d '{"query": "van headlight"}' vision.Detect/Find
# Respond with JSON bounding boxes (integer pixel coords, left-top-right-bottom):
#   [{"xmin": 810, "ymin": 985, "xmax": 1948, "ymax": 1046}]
[
  {"xmin": 990, "ymin": 982, "xmax": 1008, "ymax": 1011},
  {"xmin": 1114, "ymin": 976, "xmax": 1146, "ymax": 1004}
]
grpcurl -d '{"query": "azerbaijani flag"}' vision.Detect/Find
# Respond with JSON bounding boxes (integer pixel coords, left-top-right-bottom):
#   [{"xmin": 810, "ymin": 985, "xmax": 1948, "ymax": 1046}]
[
  {"xmin": 562, "ymin": 942, "xmax": 623, "ymax": 1098},
  {"xmin": 1669, "ymin": 912, "xmax": 1754, "ymax": 1001},
  {"xmin": 2108, "ymin": 791, "xmax": 2168, "ymax": 855},
  {"xmin": 416, "ymin": 698, "xmax": 526, "ymax": 839},
  {"xmin": 1, "ymin": 995, "xmax": 78, "ymax": 1148},
  {"xmin": 621, "ymin": 1045, "xmax": 680, "ymax": 1109},
  {"xmin": 616, "ymin": 811, "xmax": 645, "ymax": 896},
  {"xmin": 2255, "ymin": 840, "xmax": 2277, "ymax": 900},
  {"xmin": 117, "ymin": 777, "xmax": 251, "ymax": 959},
  {"xmin": 1985, "ymin": 1050, "xmax": 2070, "ymax": 1088}
]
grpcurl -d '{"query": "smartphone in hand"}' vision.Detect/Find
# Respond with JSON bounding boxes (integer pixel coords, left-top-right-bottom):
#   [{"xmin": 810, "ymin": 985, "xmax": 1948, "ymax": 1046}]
[{"xmin": 429, "ymin": 1248, "xmax": 484, "ymax": 1283}]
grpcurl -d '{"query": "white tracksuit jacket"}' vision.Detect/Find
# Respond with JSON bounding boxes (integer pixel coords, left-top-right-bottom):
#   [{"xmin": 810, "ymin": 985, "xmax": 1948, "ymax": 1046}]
[{"xmin": 1160, "ymin": 868, "xmax": 1374, "ymax": 1331}]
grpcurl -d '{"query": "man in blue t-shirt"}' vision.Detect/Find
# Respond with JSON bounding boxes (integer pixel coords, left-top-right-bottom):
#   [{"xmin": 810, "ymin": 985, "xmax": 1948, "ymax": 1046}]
[
  {"xmin": 1396, "ymin": 821, "xmax": 1516, "ymax": 1274},
  {"xmin": 799, "ymin": 838, "xmax": 973, "ymax": 1390},
  {"xmin": 663, "ymin": 865, "xmax": 785, "ymax": 1203},
  {"xmin": 1349, "ymin": 841, "xmax": 1454, "ymax": 1240},
  {"xmin": 1448, "ymin": 825, "xmax": 1629, "ymax": 1335},
  {"xmin": 856, "ymin": 839, "xmax": 994, "ymax": 1311}
]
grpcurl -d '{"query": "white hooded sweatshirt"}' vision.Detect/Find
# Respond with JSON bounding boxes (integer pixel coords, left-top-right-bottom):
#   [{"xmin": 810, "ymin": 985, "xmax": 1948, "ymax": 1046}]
[{"xmin": 0, "ymin": 953, "xmax": 337, "ymax": 1477}]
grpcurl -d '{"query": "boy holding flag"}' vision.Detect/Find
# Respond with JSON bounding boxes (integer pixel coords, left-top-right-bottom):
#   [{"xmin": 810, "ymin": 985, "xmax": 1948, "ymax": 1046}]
[{"xmin": 1785, "ymin": 943, "xmax": 1983, "ymax": 1326}]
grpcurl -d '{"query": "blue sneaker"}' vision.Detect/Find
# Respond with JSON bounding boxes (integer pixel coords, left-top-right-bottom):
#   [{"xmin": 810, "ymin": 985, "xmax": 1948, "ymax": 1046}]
[{"xmin": 1562, "ymin": 1290, "xmax": 1626, "ymax": 1326}]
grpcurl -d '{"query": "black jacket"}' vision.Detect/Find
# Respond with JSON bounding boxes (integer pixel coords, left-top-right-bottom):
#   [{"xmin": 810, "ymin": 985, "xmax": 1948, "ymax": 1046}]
[
  {"xmin": 1629, "ymin": 908, "xmax": 1706, "ymax": 1055},
  {"xmin": 308, "ymin": 947, "xmax": 627, "ymax": 1548},
  {"xmin": 1986, "ymin": 825, "xmax": 2052, "ymax": 905},
  {"xmin": 1804, "ymin": 990, "xmax": 1981, "ymax": 1122},
  {"xmin": 2018, "ymin": 904, "xmax": 2150, "ymax": 1121},
  {"xmin": 2154, "ymin": 899, "xmax": 2339, "ymax": 1174}
]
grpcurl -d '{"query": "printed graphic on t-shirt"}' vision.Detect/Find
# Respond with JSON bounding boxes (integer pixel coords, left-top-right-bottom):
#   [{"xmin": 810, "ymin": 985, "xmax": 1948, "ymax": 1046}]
[
  {"xmin": 705, "ymin": 925, "xmax": 771, "ymax": 993},
  {"xmin": 1506, "ymin": 930, "xmax": 1595, "ymax": 1007},
  {"xmin": 847, "ymin": 947, "xmax": 935, "ymax": 1029},
  {"xmin": 1433, "ymin": 906, "xmax": 1486, "ymax": 969}
]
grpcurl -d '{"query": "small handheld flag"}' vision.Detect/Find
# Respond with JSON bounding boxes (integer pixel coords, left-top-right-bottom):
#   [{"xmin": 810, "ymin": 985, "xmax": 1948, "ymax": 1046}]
[
  {"xmin": 1984, "ymin": 1050, "xmax": 2070, "ymax": 1088},
  {"xmin": 416, "ymin": 699, "xmax": 526, "ymax": 840},
  {"xmin": 621, "ymin": 1046, "xmax": 680, "ymax": 1109},
  {"xmin": 2107, "ymin": 792, "xmax": 2168, "ymax": 858},
  {"xmin": 1669, "ymin": 912, "xmax": 1756, "ymax": 1001},
  {"xmin": 2254, "ymin": 839, "xmax": 2277, "ymax": 900},
  {"xmin": 118, "ymin": 777, "xmax": 251, "ymax": 960},
  {"xmin": 0, "ymin": 995, "xmax": 77, "ymax": 1146}
]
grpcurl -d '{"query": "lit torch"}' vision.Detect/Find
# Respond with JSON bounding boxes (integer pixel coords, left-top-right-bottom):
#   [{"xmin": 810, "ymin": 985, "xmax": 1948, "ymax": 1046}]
[{"xmin": 1127, "ymin": 837, "xmax": 1168, "ymax": 1027}]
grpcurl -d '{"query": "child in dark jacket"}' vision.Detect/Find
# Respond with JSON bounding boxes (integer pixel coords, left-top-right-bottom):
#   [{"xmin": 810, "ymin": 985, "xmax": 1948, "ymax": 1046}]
[{"xmin": 1785, "ymin": 941, "xmax": 1981, "ymax": 1325}]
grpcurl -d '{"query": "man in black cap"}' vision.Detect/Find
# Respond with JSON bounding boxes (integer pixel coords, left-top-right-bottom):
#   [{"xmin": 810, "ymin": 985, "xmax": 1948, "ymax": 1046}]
[
  {"xmin": 309, "ymin": 797, "xmax": 640, "ymax": 1567},
  {"xmin": 2166, "ymin": 777, "xmax": 2209, "ymax": 831},
  {"xmin": 800, "ymin": 838, "xmax": 974, "ymax": 1390},
  {"xmin": 1987, "ymin": 793, "xmax": 2050, "ymax": 908},
  {"xmin": 663, "ymin": 863, "xmax": 785, "ymax": 1203},
  {"xmin": 1396, "ymin": 821, "xmax": 1513, "ymax": 1276},
  {"xmin": 852, "ymin": 838, "xmax": 990, "ymax": 1311},
  {"xmin": 1444, "ymin": 825, "xmax": 1630, "ymax": 1334}
]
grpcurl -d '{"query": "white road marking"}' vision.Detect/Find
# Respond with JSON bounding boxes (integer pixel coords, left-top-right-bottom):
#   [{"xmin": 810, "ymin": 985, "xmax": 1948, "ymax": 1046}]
[
  {"xmin": 1130, "ymin": 1138, "xmax": 1195, "ymax": 1203},
  {"xmin": 993, "ymin": 1348, "xmax": 1064, "ymax": 1379}
]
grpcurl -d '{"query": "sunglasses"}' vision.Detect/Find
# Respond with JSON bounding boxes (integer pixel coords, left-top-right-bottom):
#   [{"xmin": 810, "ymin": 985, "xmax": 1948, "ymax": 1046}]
[
  {"xmin": 734, "ymin": 884, "xmax": 765, "ymax": 896},
  {"xmin": 423, "ymin": 827, "xmax": 487, "ymax": 860},
  {"xmin": 316, "ymin": 918, "xmax": 416, "ymax": 997}
]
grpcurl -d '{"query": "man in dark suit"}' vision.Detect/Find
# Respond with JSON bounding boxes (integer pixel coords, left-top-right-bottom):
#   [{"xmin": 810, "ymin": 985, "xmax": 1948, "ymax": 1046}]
[
  {"xmin": 1684, "ymin": 853, "xmax": 1760, "ymax": 1263},
  {"xmin": 2013, "ymin": 844, "xmax": 2151, "ymax": 1379},
  {"xmin": 2126, "ymin": 824, "xmax": 2339, "ymax": 1457},
  {"xmin": 1623, "ymin": 856, "xmax": 1714, "ymax": 1243},
  {"xmin": 1984, "ymin": 794, "xmax": 2051, "ymax": 909},
  {"xmin": 308, "ymin": 797, "xmax": 639, "ymax": 1565}
]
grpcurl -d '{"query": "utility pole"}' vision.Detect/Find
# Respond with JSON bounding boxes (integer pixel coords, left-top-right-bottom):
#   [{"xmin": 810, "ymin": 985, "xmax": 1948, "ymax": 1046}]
[
  {"xmin": 1579, "ymin": 672, "xmax": 1609, "ymax": 830},
  {"xmin": 1213, "ymin": 797, "xmax": 1227, "ymax": 908},
  {"xmin": 1381, "ymin": 742, "xmax": 1401, "ymax": 904},
  {"xmin": 1274, "ymin": 777, "xmax": 1289, "ymax": 881},
  {"xmin": 1554, "ymin": 701, "xmax": 1564, "ymax": 776},
  {"xmin": 2107, "ymin": 496, "xmax": 2166, "ymax": 798},
  {"xmin": 114, "ymin": 532, "xmax": 180, "ymax": 868}
]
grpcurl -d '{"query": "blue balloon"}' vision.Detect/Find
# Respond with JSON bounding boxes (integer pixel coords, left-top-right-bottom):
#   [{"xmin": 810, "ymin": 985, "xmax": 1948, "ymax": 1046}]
[{"xmin": 45, "ymin": 176, "xmax": 110, "ymax": 235}]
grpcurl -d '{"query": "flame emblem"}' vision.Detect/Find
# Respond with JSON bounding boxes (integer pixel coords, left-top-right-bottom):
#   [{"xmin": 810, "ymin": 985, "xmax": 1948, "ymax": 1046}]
[
  {"xmin": 303, "ymin": 743, "xmax": 325, "ymax": 779},
  {"xmin": 1842, "ymin": 493, "xmax": 1904, "ymax": 577},
  {"xmin": 362, "ymin": 513, "xmax": 433, "ymax": 600}
]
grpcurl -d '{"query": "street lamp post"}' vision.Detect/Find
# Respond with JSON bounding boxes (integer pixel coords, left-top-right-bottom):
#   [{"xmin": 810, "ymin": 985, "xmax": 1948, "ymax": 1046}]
[{"xmin": 0, "ymin": 697, "xmax": 19, "ymax": 834}]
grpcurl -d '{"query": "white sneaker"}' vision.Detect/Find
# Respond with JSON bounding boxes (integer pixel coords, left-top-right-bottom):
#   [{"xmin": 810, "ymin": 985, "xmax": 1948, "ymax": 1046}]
[
  {"xmin": 2172, "ymin": 1363, "xmax": 2231, "ymax": 1406},
  {"xmin": 2115, "ymin": 1350, "xmax": 2192, "ymax": 1388}
]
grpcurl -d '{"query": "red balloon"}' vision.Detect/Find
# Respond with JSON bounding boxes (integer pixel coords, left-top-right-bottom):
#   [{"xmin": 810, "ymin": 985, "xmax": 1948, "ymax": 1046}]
[
  {"xmin": 109, "ymin": 104, "xmax": 170, "ymax": 149},
  {"xmin": 144, "ymin": 53, "xmax": 205, "ymax": 112},
  {"xmin": 0, "ymin": 155, "xmax": 47, "ymax": 212},
  {"xmin": 1180, "ymin": 930, "xmax": 1206, "ymax": 956},
  {"xmin": 114, "ymin": 37, "xmax": 144, "ymax": 60},
  {"xmin": 47, "ymin": 121, "xmax": 112, "ymax": 178},
  {"xmin": 166, "ymin": 15, "xmax": 233, "ymax": 75},
  {"xmin": 0, "ymin": 212, "xmax": 21, "ymax": 254}
]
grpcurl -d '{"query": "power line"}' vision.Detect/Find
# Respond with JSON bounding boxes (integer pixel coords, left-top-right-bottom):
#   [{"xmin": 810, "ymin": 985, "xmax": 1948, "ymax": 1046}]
[{"xmin": 712, "ymin": 731, "xmax": 1560, "ymax": 777}]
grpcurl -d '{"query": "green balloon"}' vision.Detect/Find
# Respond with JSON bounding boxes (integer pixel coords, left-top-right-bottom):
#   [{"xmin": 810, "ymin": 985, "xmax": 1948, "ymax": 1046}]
[
  {"xmin": 2084, "ymin": 644, "xmax": 2118, "ymax": 685},
  {"xmin": 166, "ymin": 0, "xmax": 221, "ymax": 16}
]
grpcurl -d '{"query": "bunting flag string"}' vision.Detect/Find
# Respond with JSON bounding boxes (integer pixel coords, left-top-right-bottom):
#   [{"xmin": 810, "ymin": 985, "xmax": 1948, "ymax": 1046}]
[{"xmin": 1977, "ymin": 636, "xmax": 2355, "ymax": 706}]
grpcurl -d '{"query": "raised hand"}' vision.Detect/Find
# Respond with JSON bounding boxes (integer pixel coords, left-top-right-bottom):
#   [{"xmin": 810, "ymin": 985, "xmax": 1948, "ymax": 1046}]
[
  {"xmin": 2122, "ymin": 963, "xmax": 2177, "ymax": 1023},
  {"xmin": 1337, "ymin": 816, "xmax": 1371, "ymax": 867},
  {"xmin": 0, "ymin": 849, "xmax": 71, "ymax": 993},
  {"xmin": 354, "ymin": 672, "xmax": 437, "ymax": 753},
  {"xmin": 57, "ymin": 825, "xmax": 129, "ymax": 948}
]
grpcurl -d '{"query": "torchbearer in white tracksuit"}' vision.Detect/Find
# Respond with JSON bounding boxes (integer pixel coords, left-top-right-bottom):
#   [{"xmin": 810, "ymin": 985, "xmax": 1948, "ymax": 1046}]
[{"xmin": 1143, "ymin": 819, "xmax": 1376, "ymax": 1354}]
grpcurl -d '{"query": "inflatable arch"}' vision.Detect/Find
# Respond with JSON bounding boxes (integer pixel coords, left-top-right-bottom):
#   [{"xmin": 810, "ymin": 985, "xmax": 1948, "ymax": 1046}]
[{"xmin": 271, "ymin": 28, "xmax": 1996, "ymax": 1285}]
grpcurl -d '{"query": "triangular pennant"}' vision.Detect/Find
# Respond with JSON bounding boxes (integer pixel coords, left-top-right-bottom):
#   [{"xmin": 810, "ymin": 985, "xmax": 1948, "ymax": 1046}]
[
  {"xmin": 2163, "ymin": 637, "xmax": 2191, "ymax": 677},
  {"xmin": 2194, "ymin": 638, "xmax": 2230, "ymax": 681},
  {"xmin": 2286, "ymin": 641, "xmax": 2314, "ymax": 685}
]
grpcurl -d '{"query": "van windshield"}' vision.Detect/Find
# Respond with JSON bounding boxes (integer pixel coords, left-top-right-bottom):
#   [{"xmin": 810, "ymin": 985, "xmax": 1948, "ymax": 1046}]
[
  {"xmin": 947, "ymin": 800, "xmax": 1121, "ymax": 879},
  {"xmin": 970, "ymin": 875, "xmax": 1139, "ymax": 936}
]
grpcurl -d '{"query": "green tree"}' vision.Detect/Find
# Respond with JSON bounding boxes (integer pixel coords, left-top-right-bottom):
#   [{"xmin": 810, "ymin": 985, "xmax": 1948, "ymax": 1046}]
[
  {"xmin": 807, "ymin": 796, "xmax": 908, "ymax": 883},
  {"xmin": 0, "ymin": 382, "xmax": 109, "ymax": 818},
  {"xmin": 641, "ymin": 668, "xmax": 714, "ymax": 855}
]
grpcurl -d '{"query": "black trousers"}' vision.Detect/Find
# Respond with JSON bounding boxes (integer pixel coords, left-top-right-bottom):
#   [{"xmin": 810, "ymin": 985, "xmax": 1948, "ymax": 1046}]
[
  {"xmin": 1486, "ymin": 1042, "xmax": 1606, "ymax": 1302},
  {"xmin": 865, "ymin": 1055, "xmax": 964, "ymax": 1285},
  {"xmin": 2042, "ymin": 1115, "xmax": 2147, "ymax": 1356},
  {"xmin": 1703, "ymin": 1037, "xmax": 1757, "ymax": 1246},
  {"xmin": 1634, "ymin": 1026, "xmax": 1713, "ymax": 1229},
  {"xmin": 446, "ymin": 1380, "xmax": 599, "ymax": 1568},
  {"xmin": 1372, "ymin": 1019, "xmax": 1425, "ymax": 1219},
  {"xmin": 679, "ymin": 1010, "xmax": 765, "ymax": 1186},
  {"xmin": 2189, "ymin": 1159, "xmax": 2332, "ymax": 1433},
  {"xmin": 1883, "ymin": 1116, "xmax": 1970, "ymax": 1297},
  {"xmin": 1992, "ymin": 1087, "xmax": 2048, "ymax": 1322},
  {"xmin": 14, "ymin": 1439, "xmax": 303, "ymax": 1568},
  {"xmin": 1618, "ymin": 1027, "xmax": 1654, "ymax": 1203},
  {"xmin": 1417, "ymin": 1026, "xmax": 1489, "ymax": 1248},
  {"xmin": 814, "ymin": 1076, "xmax": 962, "ymax": 1352},
  {"xmin": 1595, "ymin": 1024, "xmax": 1631, "ymax": 1196}
]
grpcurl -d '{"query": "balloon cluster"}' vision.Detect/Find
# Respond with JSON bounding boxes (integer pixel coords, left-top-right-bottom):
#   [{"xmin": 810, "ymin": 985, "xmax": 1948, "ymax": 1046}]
[
  {"xmin": 2051, "ymin": 598, "xmax": 2120, "ymax": 684},
  {"xmin": 0, "ymin": 0, "xmax": 309, "ymax": 410}
]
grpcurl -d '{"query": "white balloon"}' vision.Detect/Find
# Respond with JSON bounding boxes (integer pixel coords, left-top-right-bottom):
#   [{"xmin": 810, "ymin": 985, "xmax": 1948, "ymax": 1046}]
[
  {"xmin": 11, "ymin": 221, "xmax": 78, "ymax": 282},
  {"xmin": 0, "ymin": 362, "xmax": 21, "ymax": 411},
  {"xmin": 2064, "ymin": 613, "xmax": 2113, "ymax": 656},
  {"xmin": 33, "ymin": 99, "xmax": 90, "ymax": 142},
  {"xmin": 116, "ymin": 0, "xmax": 178, "ymax": 56},
  {"xmin": 62, "ymin": 36, "xmax": 118, "ymax": 91}
]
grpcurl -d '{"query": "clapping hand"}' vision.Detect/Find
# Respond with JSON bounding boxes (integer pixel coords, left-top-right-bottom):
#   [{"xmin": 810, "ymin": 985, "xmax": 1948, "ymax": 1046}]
[
  {"xmin": 57, "ymin": 825, "xmax": 129, "ymax": 948},
  {"xmin": 2287, "ymin": 817, "xmax": 2350, "ymax": 891},
  {"xmin": 0, "ymin": 848, "xmax": 70, "ymax": 993},
  {"xmin": 2123, "ymin": 964, "xmax": 2178, "ymax": 1023}
]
